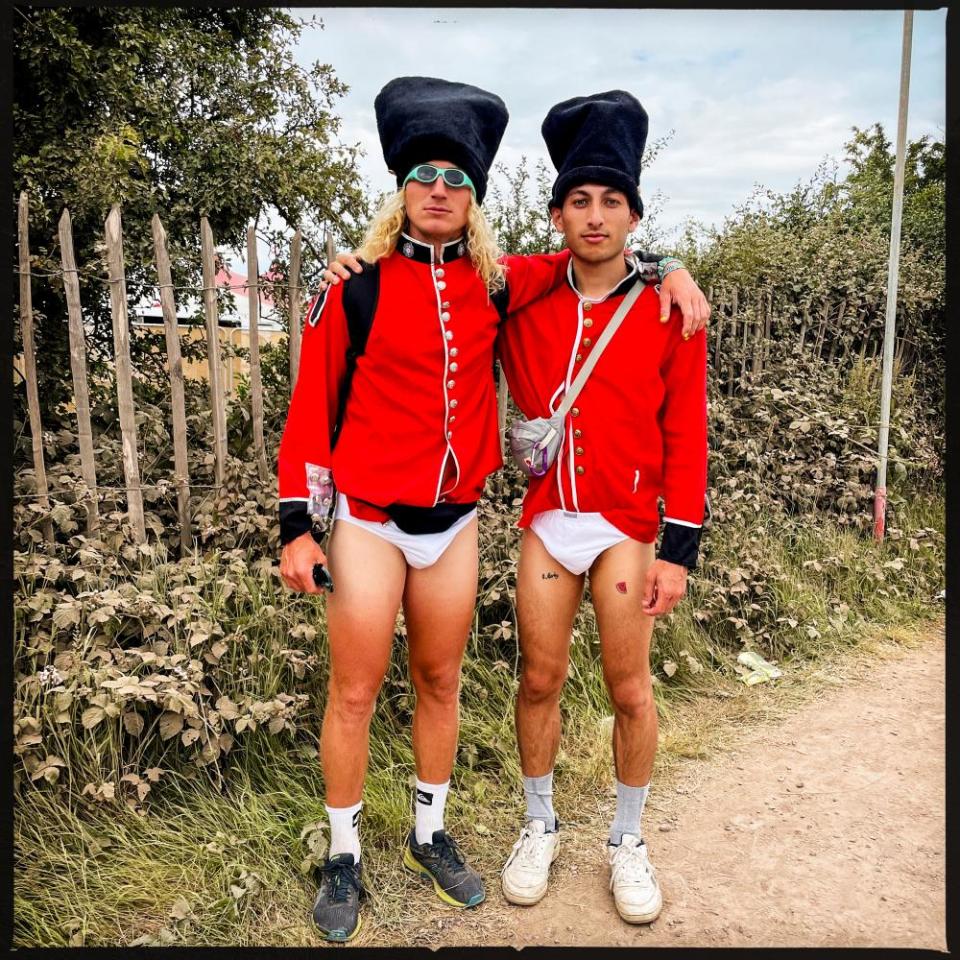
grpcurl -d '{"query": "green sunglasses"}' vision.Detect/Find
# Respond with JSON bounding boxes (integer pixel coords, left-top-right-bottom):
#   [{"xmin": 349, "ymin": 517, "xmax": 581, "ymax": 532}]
[{"xmin": 403, "ymin": 163, "xmax": 476, "ymax": 196}]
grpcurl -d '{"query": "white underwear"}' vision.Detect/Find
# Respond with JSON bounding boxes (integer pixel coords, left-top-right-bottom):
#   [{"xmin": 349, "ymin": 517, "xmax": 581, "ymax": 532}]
[
  {"xmin": 529, "ymin": 509, "xmax": 630, "ymax": 576},
  {"xmin": 333, "ymin": 494, "xmax": 477, "ymax": 570}
]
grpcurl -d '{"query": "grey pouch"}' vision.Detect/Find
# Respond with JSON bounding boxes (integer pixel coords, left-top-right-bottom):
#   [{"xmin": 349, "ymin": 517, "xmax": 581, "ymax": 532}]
[
  {"xmin": 506, "ymin": 280, "xmax": 643, "ymax": 478},
  {"xmin": 508, "ymin": 412, "xmax": 565, "ymax": 478}
]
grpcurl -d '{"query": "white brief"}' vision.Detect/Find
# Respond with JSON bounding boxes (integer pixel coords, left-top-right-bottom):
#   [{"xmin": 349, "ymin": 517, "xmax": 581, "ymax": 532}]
[
  {"xmin": 529, "ymin": 509, "xmax": 630, "ymax": 576},
  {"xmin": 334, "ymin": 494, "xmax": 477, "ymax": 570}
]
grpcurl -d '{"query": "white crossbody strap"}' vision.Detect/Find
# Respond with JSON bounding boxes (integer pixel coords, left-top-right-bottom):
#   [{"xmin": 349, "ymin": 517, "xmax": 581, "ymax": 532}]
[{"xmin": 556, "ymin": 279, "xmax": 644, "ymax": 418}]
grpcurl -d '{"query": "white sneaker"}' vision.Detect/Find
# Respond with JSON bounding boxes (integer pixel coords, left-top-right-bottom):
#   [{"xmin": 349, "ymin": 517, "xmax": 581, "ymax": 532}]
[
  {"xmin": 500, "ymin": 819, "xmax": 560, "ymax": 905},
  {"xmin": 608, "ymin": 834, "xmax": 662, "ymax": 923}
]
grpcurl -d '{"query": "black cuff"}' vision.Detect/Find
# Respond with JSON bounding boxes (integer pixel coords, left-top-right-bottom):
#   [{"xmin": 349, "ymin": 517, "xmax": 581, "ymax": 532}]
[
  {"xmin": 658, "ymin": 521, "xmax": 702, "ymax": 570},
  {"xmin": 279, "ymin": 501, "xmax": 313, "ymax": 546}
]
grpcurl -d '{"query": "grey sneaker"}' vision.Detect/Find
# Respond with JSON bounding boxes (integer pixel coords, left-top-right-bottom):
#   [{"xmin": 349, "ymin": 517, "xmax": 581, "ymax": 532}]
[
  {"xmin": 311, "ymin": 852, "xmax": 364, "ymax": 941},
  {"xmin": 403, "ymin": 829, "xmax": 485, "ymax": 907}
]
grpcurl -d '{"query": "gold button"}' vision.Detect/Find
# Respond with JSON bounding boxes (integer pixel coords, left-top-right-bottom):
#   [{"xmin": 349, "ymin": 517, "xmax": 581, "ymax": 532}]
[
  {"xmin": 583, "ymin": 302, "xmax": 592, "ymax": 311},
  {"xmin": 571, "ymin": 407, "xmax": 580, "ymax": 417},
  {"xmin": 575, "ymin": 446, "xmax": 584, "ymax": 456},
  {"xmin": 583, "ymin": 318, "xmax": 593, "ymax": 328},
  {"xmin": 574, "ymin": 429, "xmax": 582, "ymax": 439},
  {"xmin": 575, "ymin": 352, "xmax": 583, "ymax": 362},
  {"xmin": 576, "ymin": 465, "xmax": 585, "ymax": 475},
  {"xmin": 583, "ymin": 337, "xmax": 592, "ymax": 347}
]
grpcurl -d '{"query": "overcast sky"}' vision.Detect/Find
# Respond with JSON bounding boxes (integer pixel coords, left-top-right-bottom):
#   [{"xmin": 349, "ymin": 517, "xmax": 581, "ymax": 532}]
[{"xmin": 290, "ymin": 7, "xmax": 945, "ymax": 244}]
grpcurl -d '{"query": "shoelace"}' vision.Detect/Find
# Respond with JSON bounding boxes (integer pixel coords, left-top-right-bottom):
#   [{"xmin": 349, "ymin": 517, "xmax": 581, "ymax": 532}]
[
  {"xmin": 321, "ymin": 860, "xmax": 361, "ymax": 903},
  {"xmin": 513, "ymin": 827, "xmax": 552, "ymax": 868},
  {"xmin": 429, "ymin": 834, "xmax": 466, "ymax": 869},
  {"xmin": 610, "ymin": 844, "xmax": 655, "ymax": 888}
]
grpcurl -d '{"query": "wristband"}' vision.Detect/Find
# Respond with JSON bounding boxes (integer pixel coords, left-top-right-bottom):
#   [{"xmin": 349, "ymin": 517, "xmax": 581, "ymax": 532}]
[{"xmin": 657, "ymin": 257, "xmax": 684, "ymax": 282}]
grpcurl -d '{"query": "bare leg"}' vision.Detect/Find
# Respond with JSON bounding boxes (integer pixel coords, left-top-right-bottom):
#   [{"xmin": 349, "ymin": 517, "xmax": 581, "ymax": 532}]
[
  {"xmin": 514, "ymin": 528, "xmax": 585, "ymax": 777},
  {"xmin": 320, "ymin": 519, "xmax": 407, "ymax": 806},
  {"xmin": 404, "ymin": 516, "xmax": 479, "ymax": 783},
  {"xmin": 589, "ymin": 539, "xmax": 658, "ymax": 785}
]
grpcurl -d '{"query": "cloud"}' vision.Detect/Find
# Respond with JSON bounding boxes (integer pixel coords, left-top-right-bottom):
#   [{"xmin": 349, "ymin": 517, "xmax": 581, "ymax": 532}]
[{"xmin": 292, "ymin": 8, "xmax": 945, "ymax": 238}]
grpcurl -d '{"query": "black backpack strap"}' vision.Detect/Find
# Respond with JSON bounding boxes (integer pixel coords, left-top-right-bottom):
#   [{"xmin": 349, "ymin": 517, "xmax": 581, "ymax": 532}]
[
  {"xmin": 331, "ymin": 260, "xmax": 380, "ymax": 450},
  {"xmin": 490, "ymin": 283, "xmax": 510, "ymax": 325}
]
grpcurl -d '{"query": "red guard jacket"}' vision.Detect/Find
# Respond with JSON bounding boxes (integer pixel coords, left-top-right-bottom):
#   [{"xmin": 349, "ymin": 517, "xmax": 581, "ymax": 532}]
[
  {"xmin": 496, "ymin": 259, "xmax": 708, "ymax": 568},
  {"xmin": 277, "ymin": 233, "xmax": 571, "ymax": 544}
]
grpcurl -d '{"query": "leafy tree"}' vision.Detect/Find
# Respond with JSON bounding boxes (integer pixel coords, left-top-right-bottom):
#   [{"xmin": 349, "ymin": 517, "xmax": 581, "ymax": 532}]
[{"xmin": 14, "ymin": 7, "xmax": 368, "ymax": 417}]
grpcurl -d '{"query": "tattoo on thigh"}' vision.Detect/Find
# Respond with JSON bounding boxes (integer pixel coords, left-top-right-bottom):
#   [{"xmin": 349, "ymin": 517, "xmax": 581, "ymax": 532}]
[
  {"xmin": 541, "ymin": 571, "xmax": 560, "ymax": 580},
  {"xmin": 616, "ymin": 581, "xmax": 627, "ymax": 594}
]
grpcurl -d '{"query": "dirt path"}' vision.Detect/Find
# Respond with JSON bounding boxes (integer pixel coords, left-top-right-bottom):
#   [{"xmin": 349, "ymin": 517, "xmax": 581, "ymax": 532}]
[{"xmin": 441, "ymin": 627, "xmax": 946, "ymax": 949}]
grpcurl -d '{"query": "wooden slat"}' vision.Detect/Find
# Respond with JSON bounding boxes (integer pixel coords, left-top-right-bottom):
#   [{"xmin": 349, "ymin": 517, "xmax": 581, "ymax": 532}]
[
  {"xmin": 18, "ymin": 192, "xmax": 53, "ymax": 542},
  {"xmin": 752, "ymin": 292, "xmax": 765, "ymax": 376},
  {"xmin": 739, "ymin": 292, "xmax": 750, "ymax": 383},
  {"xmin": 709, "ymin": 285, "xmax": 723, "ymax": 371},
  {"xmin": 58, "ymin": 208, "xmax": 99, "ymax": 533},
  {"xmin": 104, "ymin": 205, "xmax": 146, "ymax": 542},
  {"xmin": 827, "ymin": 298, "xmax": 847, "ymax": 363},
  {"xmin": 151, "ymin": 214, "xmax": 192, "ymax": 551},
  {"xmin": 727, "ymin": 286, "xmax": 738, "ymax": 397},
  {"xmin": 763, "ymin": 289, "xmax": 773, "ymax": 366},
  {"xmin": 247, "ymin": 225, "xmax": 268, "ymax": 482},
  {"xmin": 814, "ymin": 299, "xmax": 830, "ymax": 358},
  {"xmin": 497, "ymin": 361, "xmax": 509, "ymax": 456},
  {"xmin": 289, "ymin": 227, "xmax": 302, "ymax": 391},
  {"xmin": 200, "ymin": 216, "xmax": 227, "ymax": 490}
]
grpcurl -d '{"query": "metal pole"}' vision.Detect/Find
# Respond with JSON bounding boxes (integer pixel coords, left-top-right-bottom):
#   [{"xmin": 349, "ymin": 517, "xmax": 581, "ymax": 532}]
[{"xmin": 874, "ymin": 10, "xmax": 913, "ymax": 541}]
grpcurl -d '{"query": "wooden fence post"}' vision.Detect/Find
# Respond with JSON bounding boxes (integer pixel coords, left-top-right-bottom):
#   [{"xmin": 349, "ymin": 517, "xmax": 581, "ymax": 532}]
[
  {"xmin": 104, "ymin": 204, "xmax": 146, "ymax": 543},
  {"xmin": 58, "ymin": 207, "xmax": 99, "ymax": 534},
  {"xmin": 151, "ymin": 214, "xmax": 192, "ymax": 552},
  {"xmin": 711, "ymin": 285, "xmax": 724, "ymax": 372},
  {"xmin": 18, "ymin": 192, "xmax": 54, "ymax": 543},
  {"xmin": 827, "ymin": 298, "xmax": 847, "ymax": 363},
  {"xmin": 497, "ymin": 362, "xmax": 509, "ymax": 456},
  {"xmin": 752, "ymin": 296, "xmax": 764, "ymax": 377},
  {"xmin": 200, "ymin": 216, "xmax": 227, "ymax": 490},
  {"xmin": 739, "ymin": 295, "xmax": 750, "ymax": 384},
  {"xmin": 813, "ymin": 299, "xmax": 830, "ymax": 357},
  {"xmin": 727, "ymin": 286, "xmax": 738, "ymax": 397},
  {"xmin": 247, "ymin": 225, "xmax": 268, "ymax": 482},
  {"xmin": 763, "ymin": 289, "xmax": 773, "ymax": 367},
  {"xmin": 289, "ymin": 227, "xmax": 302, "ymax": 391}
]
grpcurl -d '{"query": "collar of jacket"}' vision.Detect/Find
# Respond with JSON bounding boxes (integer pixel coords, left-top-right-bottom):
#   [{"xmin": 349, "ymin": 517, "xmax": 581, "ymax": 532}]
[
  {"xmin": 398, "ymin": 231, "xmax": 468, "ymax": 265},
  {"xmin": 565, "ymin": 253, "xmax": 642, "ymax": 302}
]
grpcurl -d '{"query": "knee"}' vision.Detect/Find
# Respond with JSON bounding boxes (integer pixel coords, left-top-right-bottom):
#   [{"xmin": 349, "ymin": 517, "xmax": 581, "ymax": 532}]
[
  {"xmin": 607, "ymin": 676, "xmax": 654, "ymax": 719},
  {"xmin": 410, "ymin": 663, "xmax": 462, "ymax": 709},
  {"xmin": 328, "ymin": 679, "xmax": 380, "ymax": 725},
  {"xmin": 520, "ymin": 662, "xmax": 567, "ymax": 705}
]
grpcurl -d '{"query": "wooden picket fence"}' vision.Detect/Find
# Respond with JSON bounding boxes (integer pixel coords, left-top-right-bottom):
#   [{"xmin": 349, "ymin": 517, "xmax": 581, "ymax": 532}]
[
  {"xmin": 17, "ymin": 192, "xmax": 904, "ymax": 549},
  {"xmin": 16, "ymin": 192, "xmax": 332, "ymax": 550}
]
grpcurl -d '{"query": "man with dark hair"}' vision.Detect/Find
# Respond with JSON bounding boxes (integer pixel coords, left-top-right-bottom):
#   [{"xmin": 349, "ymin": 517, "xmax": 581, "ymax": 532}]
[{"xmin": 497, "ymin": 90, "xmax": 708, "ymax": 925}]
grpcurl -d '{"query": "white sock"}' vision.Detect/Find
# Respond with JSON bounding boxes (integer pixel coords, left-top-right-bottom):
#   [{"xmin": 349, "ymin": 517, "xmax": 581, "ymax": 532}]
[
  {"xmin": 609, "ymin": 781, "xmax": 650, "ymax": 845},
  {"xmin": 326, "ymin": 800, "xmax": 362, "ymax": 860},
  {"xmin": 414, "ymin": 778, "xmax": 450, "ymax": 845},
  {"xmin": 523, "ymin": 771, "xmax": 557, "ymax": 831}
]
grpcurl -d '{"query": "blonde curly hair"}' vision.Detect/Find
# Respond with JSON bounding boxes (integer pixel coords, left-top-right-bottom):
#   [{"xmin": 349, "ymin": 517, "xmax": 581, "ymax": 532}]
[{"xmin": 356, "ymin": 189, "xmax": 506, "ymax": 293}]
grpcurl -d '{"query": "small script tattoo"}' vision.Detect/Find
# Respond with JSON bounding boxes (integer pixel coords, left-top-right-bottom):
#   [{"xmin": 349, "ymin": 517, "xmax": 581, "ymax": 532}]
[{"xmin": 541, "ymin": 571, "xmax": 560, "ymax": 580}]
